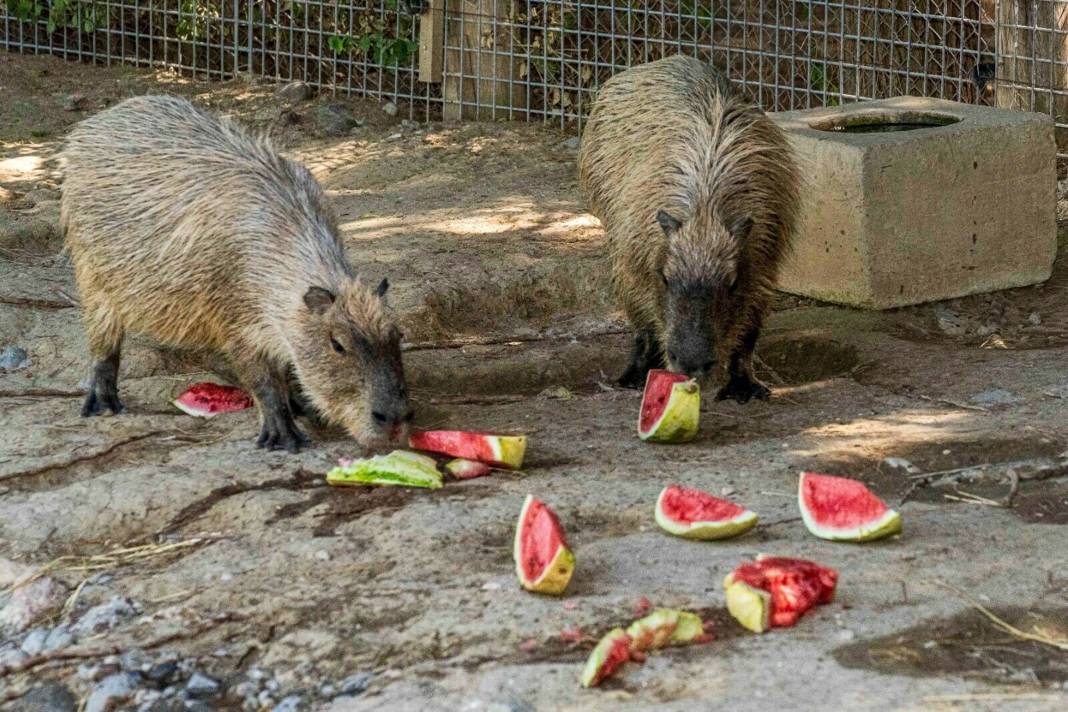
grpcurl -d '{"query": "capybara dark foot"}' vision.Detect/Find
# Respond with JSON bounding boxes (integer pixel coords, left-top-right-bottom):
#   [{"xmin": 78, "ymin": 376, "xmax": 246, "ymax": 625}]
[
  {"xmin": 716, "ymin": 374, "xmax": 771, "ymax": 404},
  {"xmin": 256, "ymin": 416, "xmax": 311, "ymax": 453},
  {"xmin": 80, "ymin": 387, "xmax": 125, "ymax": 417},
  {"xmin": 617, "ymin": 364, "xmax": 647, "ymax": 389}
]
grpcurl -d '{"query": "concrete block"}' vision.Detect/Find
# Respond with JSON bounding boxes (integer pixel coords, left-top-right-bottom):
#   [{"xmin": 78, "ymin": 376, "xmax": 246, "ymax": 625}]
[{"xmin": 771, "ymin": 96, "xmax": 1057, "ymax": 309}]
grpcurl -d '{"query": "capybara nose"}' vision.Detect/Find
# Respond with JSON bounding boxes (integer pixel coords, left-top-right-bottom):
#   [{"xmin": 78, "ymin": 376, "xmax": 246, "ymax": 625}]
[
  {"xmin": 373, "ymin": 409, "xmax": 415, "ymax": 437},
  {"xmin": 670, "ymin": 352, "xmax": 715, "ymax": 379}
]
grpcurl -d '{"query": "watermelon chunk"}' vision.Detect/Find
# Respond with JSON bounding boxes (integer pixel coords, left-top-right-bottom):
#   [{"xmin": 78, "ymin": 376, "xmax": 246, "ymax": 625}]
[
  {"xmin": 513, "ymin": 495, "xmax": 574, "ymax": 595},
  {"xmin": 724, "ymin": 555, "xmax": 838, "ymax": 633},
  {"xmin": 444, "ymin": 458, "xmax": 493, "ymax": 480},
  {"xmin": 173, "ymin": 382, "xmax": 253, "ymax": 418},
  {"xmin": 625, "ymin": 608, "xmax": 709, "ymax": 654},
  {"xmin": 409, "ymin": 430, "xmax": 526, "ymax": 469},
  {"xmin": 580, "ymin": 628, "xmax": 632, "ymax": 688},
  {"xmin": 326, "ymin": 450, "xmax": 443, "ymax": 489},
  {"xmin": 798, "ymin": 472, "xmax": 902, "ymax": 542},
  {"xmin": 638, "ymin": 370, "xmax": 699, "ymax": 443},
  {"xmin": 654, "ymin": 485, "xmax": 758, "ymax": 540}
]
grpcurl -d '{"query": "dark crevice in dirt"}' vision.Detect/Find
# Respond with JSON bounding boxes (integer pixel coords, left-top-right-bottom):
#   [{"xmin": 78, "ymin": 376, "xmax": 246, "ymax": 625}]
[
  {"xmin": 1014, "ymin": 480, "xmax": 1068, "ymax": 524},
  {"xmin": 834, "ymin": 607, "xmax": 1068, "ymax": 685},
  {"xmin": 157, "ymin": 467, "xmax": 325, "ymax": 537},
  {"xmin": 756, "ymin": 337, "xmax": 860, "ymax": 385}
]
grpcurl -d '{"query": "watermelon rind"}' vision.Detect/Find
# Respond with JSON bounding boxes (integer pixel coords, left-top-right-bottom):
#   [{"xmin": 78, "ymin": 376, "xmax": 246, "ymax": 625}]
[
  {"xmin": 513, "ymin": 494, "xmax": 575, "ymax": 595},
  {"xmin": 580, "ymin": 628, "xmax": 632, "ymax": 688},
  {"xmin": 625, "ymin": 609, "xmax": 706, "ymax": 653},
  {"xmin": 172, "ymin": 383, "xmax": 252, "ymax": 418},
  {"xmin": 173, "ymin": 397, "xmax": 221, "ymax": 419},
  {"xmin": 637, "ymin": 376, "xmax": 700, "ymax": 443},
  {"xmin": 654, "ymin": 486, "xmax": 759, "ymax": 540},
  {"xmin": 326, "ymin": 450, "xmax": 443, "ymax": 489},
  {"xmin": 409, "ymin": 431, "xmax": 527, "ymax": 469},
  {"xmin": 798, "ymin": 472, "xmax": 903, "ymax": 542},
  {"xmin": 444, "ymin": 458, "xmax": 492, "ymax": 480},
  {"xmin": 723, "ymin": 575, "xmax": 772, "ymax": 634}
]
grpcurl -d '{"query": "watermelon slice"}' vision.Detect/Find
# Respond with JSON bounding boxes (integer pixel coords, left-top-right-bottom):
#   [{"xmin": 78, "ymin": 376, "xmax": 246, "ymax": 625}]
[
  {"xmin": 444, "ymin": 458, "xmax": 492, "ymax": 480},
  {"xmin": 580, "ymin": 628, "xmax": 632, "ymax": 688},
  {"xmin": 724, "ymin": 555, "xmax": 838, "ymax": 633},
  {"xmin": 409, "ymin": 430, "xmax": 526, "ymax": 469},
  {"xmin": 172, "ymin": 382, "xmax": 253, "ymax": 418},
  {"xmin": 625, "ymin": 608, "xmax": 709, "ymax": 654},
  {"xmin": 798, "ymin": 472, "xmax": 902, "ymax": 542},
  {"xmin": 638, "ymin": 369, "xmax": 699, "ymax": 443},
  {"xmin": 326, "ymin": 450, "xmax": 443, "ymax": 489},
  {"xmin": 513, "ymin": 495, "xmax": 574, "ymax": 595},
  {"xmin": 654, "ymin": 485, "xmax": 758, "ymax": 540}
]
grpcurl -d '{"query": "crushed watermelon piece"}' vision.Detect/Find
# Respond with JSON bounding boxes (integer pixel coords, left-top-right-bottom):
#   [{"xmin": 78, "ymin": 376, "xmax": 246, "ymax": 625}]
[
  {"xmin": 580, "ymin": 628, "xmax": 632, "ymax": 688},
  {"xmin": 172, "ymin": 382, "xmax": 252, "ymax": 418},
  {"xmin": 724, "ymin": 555, "xmax": 838, "ymax": 633}
]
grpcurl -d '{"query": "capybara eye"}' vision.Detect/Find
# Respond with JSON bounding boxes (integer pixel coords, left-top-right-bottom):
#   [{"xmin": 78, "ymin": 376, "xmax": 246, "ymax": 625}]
[
  {"xmin": 372, "ymin": 411, "xmax": 388, "ymax": 423},
  {"xmin": 330, "ymin": 337, "xmax": 345, "ymax": 354}
]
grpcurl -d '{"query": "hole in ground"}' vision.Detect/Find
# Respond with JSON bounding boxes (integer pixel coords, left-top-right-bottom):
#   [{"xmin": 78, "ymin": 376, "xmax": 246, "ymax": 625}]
[{"xmin": 757, "ymin": 336, "xmax": 859, "ymax": 385}]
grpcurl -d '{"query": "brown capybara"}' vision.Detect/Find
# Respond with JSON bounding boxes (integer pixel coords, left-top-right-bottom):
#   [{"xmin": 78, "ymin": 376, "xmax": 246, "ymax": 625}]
[
  {"xmin": 578, "ymin": 55, "xmax": 800, "ymax": 402},
  {"xmin": 60, "ymin": 95, "xmax": 411, "ymax": 453}
]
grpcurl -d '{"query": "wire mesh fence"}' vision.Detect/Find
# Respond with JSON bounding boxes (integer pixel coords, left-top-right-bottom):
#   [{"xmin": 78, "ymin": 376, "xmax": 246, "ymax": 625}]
[{"xmin": 2, "ymin": 1, "xmax": 1068, "ymax": 149}]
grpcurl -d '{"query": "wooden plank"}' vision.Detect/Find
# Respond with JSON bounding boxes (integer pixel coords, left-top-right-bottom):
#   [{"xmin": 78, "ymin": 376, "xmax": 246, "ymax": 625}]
[
  {"xmin": 442, "ymin": 0, "xmax": 527, "ymax": 120},
  {"xmin": 418, "ymin": 0, "xmax": 444, "ymax": 83}
]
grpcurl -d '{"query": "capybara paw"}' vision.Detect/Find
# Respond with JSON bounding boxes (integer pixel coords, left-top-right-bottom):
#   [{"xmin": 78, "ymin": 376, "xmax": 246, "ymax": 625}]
[
  {"xmin": 80, "ymin": 388, "xmax": 124, "ymax": 417},
  {"xmin": 716, "ymin": 375, "xmax": 770, "ymax": 404},
  {"xmin": 617, "ymin": 366, "xmax": 646, "ymax": 390},
  {"xmin": 256, "ymin": 420, "xmax": 311, "ymax": 453}
]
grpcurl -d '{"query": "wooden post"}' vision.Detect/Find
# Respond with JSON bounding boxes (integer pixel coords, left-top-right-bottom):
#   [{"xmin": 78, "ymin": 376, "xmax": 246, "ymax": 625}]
[
  {"xmin": 996, "ymin": 0, "xmax": 1068, "ymax": 153},
  {"xmin": 442, "ymin": 0, "xmax": 527, "ymax": 121},
  {"xmin": 418, "ymin": 0, "xmax": 444, "ymax": 83}
]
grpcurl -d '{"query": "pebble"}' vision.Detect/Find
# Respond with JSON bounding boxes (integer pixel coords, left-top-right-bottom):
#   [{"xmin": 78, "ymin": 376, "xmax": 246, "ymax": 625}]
[
  {"xmin": 258, "ymin": 691, "xmax": 276, "ymax": 708},
  {"xmin": 71, "ymin": 597, "xmax": 136, "ymax": 637},
  {"xmin": 247, "ymin": 666, "xmax": 269, "ymax": 681},
  {"xmin": 1028, "ymin": 312, "xmax": 1042, "ymax": 326},
  {"xmin": 382, "ymin": 101, "xmax": 398, "ymax": 116},
  {"xmin": 319, "ymin": 684, "xmax": 336, "ymax": 698},
  {"xmin": 20, "ymin": 681, "xmax": 77, "ymax": 712},
  {"xmin": 273, "ymin": 695, "xmax": 303, "ymax": 712},
  {"xmin": 276, "ymin": 81, "xmax": 313, "ymax": 103},
  {"xmin": 85, "ymin": 673, "xmax": 138, "ymax": 712},
  {"xmin": 0, "ymin": 345, "xmax": 31, "ymax": 370},
  {"xmin": 145, "ymin": 660, "xmax": 179, "ymax": 686},
  {"xmin": 835, "ymin": 628, "xmax": 856, "ymax": 642},
  {"xmin": 185, "ymin": 672, "xmax": 222, "ymax": 698},
  {"xmin": 0, "ymin": 576, "xmax": 66, "ymax": 635},
  {"xmin": 401, "ymin": 118, "xmax": 418, "ymax": 130},
  {"xmin": 337, "ymin": 671, "xmax": 373, "ymax": 696},
  {"xmin": 0, "ymin": 646, "xmax": 27, "ymax": 668},
  {"xmin": 882, "ymin": 457, "xmax": 920, "ymax": 474},
  {"xmin": 20, "ymin": 628, "xmax": 48, "ymax": 656},
  {"xmin": 120, "ymin": 650, "xmax": 147, "ymax": 671},
  {"xmin": 386, "ymin": 132, "xmax": 403, "ymax": 141},
  {"xmin": 44, "ymin": 625, "xmax": 74, "ymax": 651},
  {"xmin": 934, "ymin": 306, "xmax": 965, "ymax": 336},
  {"xmin": 315, "ymin": 104, "xmax": 359, "ymax": 136},
  {"xmin": 314, "ymin": 549, "xmax": 330, "ymax": 562}
]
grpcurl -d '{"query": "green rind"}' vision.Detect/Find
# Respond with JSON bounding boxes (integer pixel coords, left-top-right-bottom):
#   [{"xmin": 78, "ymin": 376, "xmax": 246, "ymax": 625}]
[
  {"xmin": 670, "ymin": 611, "xmax": 705, "ymax": 644},
  {"xmin": 653, "ymin": 488, "xmax": 759, "ymax": 541},
  {"xmin": 638, "ymin": 380, "xmax": 700, "ymax": 443},
  {"xmin": 491, "ymin": 435, "xmax": 527, "ymax": 470},
  {"xmin": 626, "ymin": 609, "xmax": 706, "ymax": 652},
  {"xmin": 326, "ymin": 450, "xmax": 443, "ymax": 489},
  {"xmin": 723, "ymin": 576, "xmax": 771, "ymax": 634},
  {"xmin": 513, "ymin": 494, "xmax": 575, "ymax": 595},
  {"xmin": 798, "ymin": 475, "xmax": 903, "ymax": 542},
  {"xmin": 580, "ymin": 628, "xmax": 630, "ymax": 688}
]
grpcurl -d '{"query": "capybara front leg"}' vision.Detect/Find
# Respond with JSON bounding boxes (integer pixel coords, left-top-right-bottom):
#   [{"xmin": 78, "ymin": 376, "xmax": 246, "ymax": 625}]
[
  {"xmin": 243, "ymin": 360, "xmax": 310, "ymax": 453},
  {"xmin": 81, "ymin": 350, "xmax": 124, "ymax": 416}
]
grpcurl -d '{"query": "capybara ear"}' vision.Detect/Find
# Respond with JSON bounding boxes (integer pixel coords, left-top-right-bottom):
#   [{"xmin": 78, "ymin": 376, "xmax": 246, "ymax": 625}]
[
  {"xmin": 303, "ymin": 286, "xmax": 336, "ymax": 314},
  {"xmin": 730, "ymin": 216, "xmax": 754, "ymax": 239},
  {"xmin": 656, "ymin": 209, "xmax": 682, "ymax": 235},
  {"xmin": 375, "ymin": 278, "xmax": 390, "ymax": 298}
]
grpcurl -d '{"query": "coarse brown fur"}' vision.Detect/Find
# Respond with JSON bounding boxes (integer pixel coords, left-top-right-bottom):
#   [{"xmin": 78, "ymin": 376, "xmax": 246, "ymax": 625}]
[
  {"xmin": 578, "ymin": 54, "xmax": 800, "ymax": 400},
  {"xmin": 60, "ymin": 95, "xmax": 411, "ymax": 452}
]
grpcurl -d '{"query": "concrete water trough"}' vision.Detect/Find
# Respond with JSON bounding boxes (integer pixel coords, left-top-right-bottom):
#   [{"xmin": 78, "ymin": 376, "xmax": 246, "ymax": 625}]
[{"xmin": 771, "ymin": 96, "xmax": 1057, "ymax": 309}]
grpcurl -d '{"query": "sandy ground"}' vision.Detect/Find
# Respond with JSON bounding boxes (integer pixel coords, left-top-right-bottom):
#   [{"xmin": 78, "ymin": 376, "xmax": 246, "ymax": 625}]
[{"xmin": 1, "ymin": 54, "xmax": 1067, "ymax": 712}]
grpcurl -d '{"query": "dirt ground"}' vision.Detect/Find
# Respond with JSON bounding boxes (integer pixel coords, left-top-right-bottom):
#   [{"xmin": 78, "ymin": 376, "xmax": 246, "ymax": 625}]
[{"xmin": 1, "ymin": 53, "xmax": 1067, "ymax": 712}]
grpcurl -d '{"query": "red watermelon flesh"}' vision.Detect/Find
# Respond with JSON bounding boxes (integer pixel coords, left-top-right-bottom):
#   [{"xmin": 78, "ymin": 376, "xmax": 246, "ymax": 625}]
[
  {"xmin": 639, "ymin": 370, "xmax": 690, "ymax": 431},
  {"xmin": 727, "ymin": 556, "xmax": 838, "ymax": 628},
  {"xmin": 409, "ymin": 430, "xmax": 526, "ymax": 469},
  {"xmin": 514, "ymin": 495, "xmax": 574, "ymax": 595},
  {"xmin": 799, "ymin": 472, "xmax": 902, "ymax": 542},
  {"xmin": 444, "ymin": 458, "xmax": 493, "ymax": 480},
  {"xmin": 660, "ymin": 485, "xmax": 747, "ymax": 521},
  {"xmin": 173, "ymin": 382, "xmax": 253, "ymax": 418}
]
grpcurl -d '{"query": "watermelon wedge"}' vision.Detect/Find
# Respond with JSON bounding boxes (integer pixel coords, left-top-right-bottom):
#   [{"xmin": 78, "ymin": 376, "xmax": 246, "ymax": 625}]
[
  {"xmin": 654, "ymin": 485, "xmax": 758, "ymax": 540},
  {"xmin": 514, "ymin": 495, "xmax": 574, "ymax": 595},
  {"xmin": 173, "ymin": 382, "xmax": 253, "ymax": 418},
  {"xmin": 798, "ymin": 472, "xmax": 902, "ymax": 542},
  {"xmin": 638, "ymin": 369, "xmax": 699, "ymax": 443},
  {"xmin": 326, "ymin": 450, "xmax": 443, "ymax": 489},
  {"xmin": 580, "ymin": 628, "xmax": 632, "ymax": 688},
  {"xmin": 625, "ymin": 608, "xmax": 709, "ymax": 654},
  {"xmin": 409, "ymin": 430, "xmax": 526, "ymax": 469},
  {"xmin": 444, "ymin": 458, "xmax": 492, "ymax": 480},
  {"xmin": 724, "ymin": 555, "xmax": 838, "ymax": 633}
]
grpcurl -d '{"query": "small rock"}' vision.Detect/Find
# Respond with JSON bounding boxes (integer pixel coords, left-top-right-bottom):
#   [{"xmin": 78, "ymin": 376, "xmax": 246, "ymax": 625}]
[
  {"xmin": 720, "ymin": 486, "xmax": 737, "ymax": 497},
  {"xmin": 314, "ymin": 549, "xmax": 330, "ymax": 562},
  {"xmin": 934, "ymin": 306, "xmax": 965, "ymax": 336},
  {"xmin": 970, "ymin": 388, "xmax": 1021, "ymax": 406},
  {"xmin": 185, "ymin": 672, "xmax": 222, "ymax": 698},
  {"xmin": 538, "ymin": 385, "xmax": 573, "ymax": 400},
  {"xmin": 85, "ymin": 673, "xmax": 137, "ymax": 712},
  {"xmin": 0, "ymin": 646, "xmax": 27, "ymax": 668},
  {"xmin": 386, "ymin": 132, "xmax": 403, "ymax": 141},
  {"xmin": 1027, "ymin": 312, "xmax": 1042, "ymax": 326},
  {"xmin": 835, "ymin": 628, "xmax": 856, "ymax": 642},
  {"xmin": 560, "ymin": 136, "xmax": 580, "ymax": 150},
  {"xmin": 145, "ymin": 660, "xmax": 179, "ymax": 686},
  {"xmin": 316, "ymin": 104, "xmax": 358, "ymax": 136},
  {"xmin": 401, "ymin": 119, "xmax": 418, "ymax": 130},
  {"xmin": 59, "ymin": 93, "xmax": 86, "ymax": 111},
  {"xmin": 257, "ymin": 691, "xmax": 276, "ymax": 708},
  {"xmin": 264, "ymin": 678, "xmax": 280, "ymax": 692},
  {"xmin": 382, "ymin": 101, "xmax": 398, "ymax": 116},
  {"xmin": 44, "ymin": 626, "xmax": 73, "ymax": 651},
  {"xmin": 481, "ymin": 581, "xmax": 502, "ymax": 591},
  {"xmin": 21, "ymin": 681, "xmax": 77, "ymax": 712},
  {"xmin": 247, "ymin": 667, "xmax": 268, "ymax": 682},
  {"xmin": 0, "ymin": 345, "xmax": 31, "ymax": 370},
  {"xmin": 273, "ymin": 696, "xmax": 303, "ymax": 712},
  {"xmin": 0, "ymin": 576, "xmax": 67, "ymax": 635},
  {"xmin": 120, "ymin": 650, "xmax": 148, "ymax": 671},
  {"xmin": 276, "ymin": 81, "xmax": 313, "ymax": 103},
  {"xmin": 319, "ymin": 684, "xmax": 336, "ymax": 698},
  {"xmin": 71, "ymin": 596, "xmax": 135, "ymax": 637},
  {"xmin": 21, "ymin": 628, "xmax": 48, "ymax": 656},
  {"xmin": 882, "ymin": 457, "xmax": 920, "ymax": 474},
  {"xmin": 337, "ymin": 671, "xmax": 373, "ymax": 696}
]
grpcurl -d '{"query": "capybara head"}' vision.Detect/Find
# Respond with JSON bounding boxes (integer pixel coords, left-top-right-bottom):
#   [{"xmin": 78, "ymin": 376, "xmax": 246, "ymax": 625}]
[
  {"xmin": 293, "ymin": 278, "xmax": 412, "ymax": 449},
  {"xmin": 658, "ymin": 208, "xmax": 752, "ymax": 381}
]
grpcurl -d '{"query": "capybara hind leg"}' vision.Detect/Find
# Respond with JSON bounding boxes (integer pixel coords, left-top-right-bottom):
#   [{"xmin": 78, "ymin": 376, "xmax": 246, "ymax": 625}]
[
  {"xmin": 717, "ymin": 325, "xmax": 770, "ymax": 404},
  {"xmin": 618, "ymin": 328, "xmax": 664, "ymax": 389},
  {"xmin": 238, "ymin": 357, "xmax": 310, "ymax": 453},
  {"xmin": 81, "ymin": 305, "xmax": 125, "ymax": 416}
]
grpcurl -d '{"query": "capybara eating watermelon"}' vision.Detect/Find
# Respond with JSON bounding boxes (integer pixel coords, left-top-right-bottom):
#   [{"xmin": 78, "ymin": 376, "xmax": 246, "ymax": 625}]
[
  {"xmin": 578, "ymin": 54, "xmax": 800, "ymax": 401},
  {"xmin": 60, "ymin": 95, "xmax": 412, "ymax": 453}
]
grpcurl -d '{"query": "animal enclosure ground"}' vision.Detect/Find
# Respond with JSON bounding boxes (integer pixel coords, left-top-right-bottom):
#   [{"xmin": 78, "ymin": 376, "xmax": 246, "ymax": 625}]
[{"xmin": 1, "ymin": 53, "xmax": 1067, "ymax": 711}]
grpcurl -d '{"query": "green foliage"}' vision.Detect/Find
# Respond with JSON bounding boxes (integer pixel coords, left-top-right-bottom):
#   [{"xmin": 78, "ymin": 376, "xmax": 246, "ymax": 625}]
[{"xmin": 6, "ymin": 0, "xmax": 100, "ymax": 33}]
